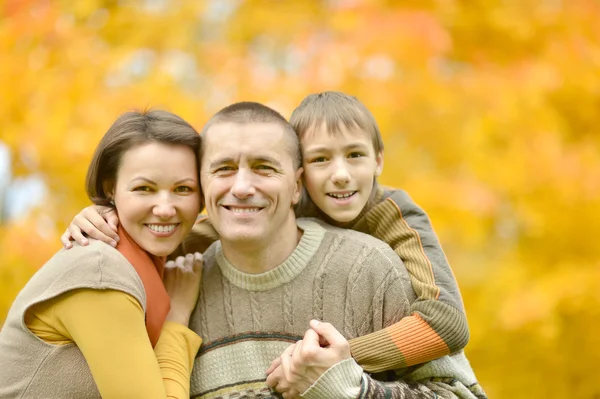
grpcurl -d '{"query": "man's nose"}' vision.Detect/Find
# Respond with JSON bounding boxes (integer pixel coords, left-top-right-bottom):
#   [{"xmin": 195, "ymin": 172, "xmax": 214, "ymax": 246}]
[{"xmin": 230, "ymin": 169, "xmax": 256, "ymax": 199}]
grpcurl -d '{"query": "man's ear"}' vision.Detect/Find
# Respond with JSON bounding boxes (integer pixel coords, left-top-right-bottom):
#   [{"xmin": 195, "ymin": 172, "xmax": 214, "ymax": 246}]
[
  {"xmin": 292, "ymin": 167, "xmax": 304, "ymax": 205},
  {"xmin": 375, "ymin": 151, "xmax": 384, "ymax": 177}
]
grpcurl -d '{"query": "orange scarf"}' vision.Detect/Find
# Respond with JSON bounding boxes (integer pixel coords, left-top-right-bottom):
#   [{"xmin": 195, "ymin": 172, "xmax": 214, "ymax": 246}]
[{"xmin": 115, "ymin": 225, "xmax": 170, "ymax": 347}]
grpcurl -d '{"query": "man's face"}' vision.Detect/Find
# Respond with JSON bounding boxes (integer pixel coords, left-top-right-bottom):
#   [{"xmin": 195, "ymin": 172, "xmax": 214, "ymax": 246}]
[{"xmin": 201, "ymin": 121, "xmax": 302, "ymax": 247}]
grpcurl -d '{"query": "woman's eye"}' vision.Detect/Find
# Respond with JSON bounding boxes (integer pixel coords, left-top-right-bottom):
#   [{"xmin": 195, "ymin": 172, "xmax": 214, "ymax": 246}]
[
  {"xmin": 174, "ymin": 186, "xmax": 193, "ymax": 193},
  {"xmin": 133, "ymin": 186, "xmax": 152, "ymax": 192}
]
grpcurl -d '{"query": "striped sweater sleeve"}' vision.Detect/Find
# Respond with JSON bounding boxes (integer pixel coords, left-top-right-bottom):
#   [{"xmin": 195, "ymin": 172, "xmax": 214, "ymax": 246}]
[{"xmin": 348, "ymin": 189, "xmax": 469, "ymax": 372}]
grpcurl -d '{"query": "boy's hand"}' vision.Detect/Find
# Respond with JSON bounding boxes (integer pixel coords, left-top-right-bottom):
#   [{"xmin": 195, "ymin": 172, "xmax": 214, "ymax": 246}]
[{"xmin": 61, "ymin": 205, "xmax": 120, "ymax": 249}]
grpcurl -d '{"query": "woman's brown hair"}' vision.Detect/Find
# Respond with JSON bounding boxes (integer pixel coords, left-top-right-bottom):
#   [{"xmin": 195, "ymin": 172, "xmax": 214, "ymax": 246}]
[{"xmin": 85, "ymin": 109, "xmax": 202, "ymax": 210}]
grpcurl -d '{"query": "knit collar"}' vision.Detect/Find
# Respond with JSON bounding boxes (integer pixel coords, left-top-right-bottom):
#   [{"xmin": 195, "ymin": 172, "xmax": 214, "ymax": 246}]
[{"xmin": 215, "ymin": 219, "xmax": 325, "ymax": 291}]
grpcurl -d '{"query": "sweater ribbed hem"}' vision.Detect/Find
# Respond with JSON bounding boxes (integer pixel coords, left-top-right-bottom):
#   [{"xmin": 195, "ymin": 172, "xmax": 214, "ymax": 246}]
[
  {"xmin": 301, "ymin": 358, "xmax": 363, "ymax": 399},
  {"xmin": 215, "ymin": 220, "xmax": 325, "ymax": 291}
]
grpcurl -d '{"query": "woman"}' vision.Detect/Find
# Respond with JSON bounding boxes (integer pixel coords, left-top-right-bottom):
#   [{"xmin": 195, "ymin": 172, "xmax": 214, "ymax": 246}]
[{"xmin": 0, "ymin": 110, "xmax": 203, "ymax": 398}]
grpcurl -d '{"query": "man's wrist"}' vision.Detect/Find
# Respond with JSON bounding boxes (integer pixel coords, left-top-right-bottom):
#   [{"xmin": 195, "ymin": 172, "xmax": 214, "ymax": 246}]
[{"xmin": 300, "ymin": 358, "xmax": 364, "ymax": 399}]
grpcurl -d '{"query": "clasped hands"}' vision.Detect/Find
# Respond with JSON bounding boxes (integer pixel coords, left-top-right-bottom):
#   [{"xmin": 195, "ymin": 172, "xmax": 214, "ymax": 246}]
[{"xmin": 265, "ymin": 320, "xmax": 352, "ymax": 399}]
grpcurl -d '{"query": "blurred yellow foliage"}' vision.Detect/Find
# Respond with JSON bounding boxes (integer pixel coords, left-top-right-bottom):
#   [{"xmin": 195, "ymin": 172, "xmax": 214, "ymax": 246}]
[{"xmin": 1, "ymin": 1, "xmax": 599, "ymax": 397}]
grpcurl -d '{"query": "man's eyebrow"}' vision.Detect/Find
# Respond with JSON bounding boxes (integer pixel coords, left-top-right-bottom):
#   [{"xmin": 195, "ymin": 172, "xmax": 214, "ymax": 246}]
[
  {"xmin": 252, "ymin": 156, "xmax": 283, "ymax": 169},
  {"xmin": 208, "ymin": 157, "xmax": 235, "ymax": 169}
]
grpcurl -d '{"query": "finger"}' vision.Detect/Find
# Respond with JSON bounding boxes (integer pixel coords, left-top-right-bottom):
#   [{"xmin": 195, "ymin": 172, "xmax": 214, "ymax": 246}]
[
  {"xmin": 280, "ymin": 345, "xmax": 294, "ymax": 382},
  {"xmin": 174, "ymin": 255, "xmax": 186, "ymax": 268},
  {"xmin": 80, "ymin": 210, "xmax": 120, "ymax": 244},
  {"xmin": 295, "ymin": 328, "xmax": 324, "ymax": 365},
  {"xmin": 309, "ymin": 320, "xmax": 346, "ymax": 347},
  {"xmin": 70, "ymin": 216, "xmax": 111, "ymax": 246},
  {"xmin": 265, "ymin": 364, "xmax": 281, "ymax": 388},
  {"xmin": 60, "ymin": 229, "xmax": 73, "ymax": 249},
  {"xmin": 193, "ymin": 252, "xmax": 203, "ymax": 273},
  {"xmin": 68, "ymin": 223, "xmax": 88, "ymax": 246},
  {"xmin": 101, "ymin": 207, "xmax": 120, "ymax": 232},
  {"xmin": 265, "ymin": 356, "xmax": 282, "ymax": 376},
  {"xmin": 185, "ymin": 253, "xmax": 195, "ymax": 271},
  {"xmin": 282, "ymin": 390, "xmax": 300, "ymax": 399}
]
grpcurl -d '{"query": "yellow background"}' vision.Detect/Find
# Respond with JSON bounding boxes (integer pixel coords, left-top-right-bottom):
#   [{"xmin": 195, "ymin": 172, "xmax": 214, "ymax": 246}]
[{"xmin": 1, "ymin": 1, "xmax": 599, "ymax": 397}]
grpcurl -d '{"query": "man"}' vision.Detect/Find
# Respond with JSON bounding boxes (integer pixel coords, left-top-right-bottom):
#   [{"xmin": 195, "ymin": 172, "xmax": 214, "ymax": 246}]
[
  {"xmin": 62, "ymin": 102, "xmax": 484, "ymax": 399},
  {"xmin": 186, "ymin": 102, "xmax": 482, "ymax": 399}
]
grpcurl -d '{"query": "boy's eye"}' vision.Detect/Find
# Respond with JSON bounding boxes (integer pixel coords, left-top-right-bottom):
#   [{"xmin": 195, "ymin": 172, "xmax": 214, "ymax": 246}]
[
  {"xmin": 348, "ymin": 152, "xmax": 365, "ymax": 159},
  {"xmin": 309, "ymin": 156, "xmax": 328, "ymax": 163},
  {"xmin": 215, "ymin": 166, "xmax": 235, "ymax": 173}
]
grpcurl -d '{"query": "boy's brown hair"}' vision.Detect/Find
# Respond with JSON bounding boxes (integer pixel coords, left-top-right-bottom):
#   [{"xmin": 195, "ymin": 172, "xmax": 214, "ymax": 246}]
[{"xmin": 289, "ymin": 91, "xmax": 384, "ymax": 155}]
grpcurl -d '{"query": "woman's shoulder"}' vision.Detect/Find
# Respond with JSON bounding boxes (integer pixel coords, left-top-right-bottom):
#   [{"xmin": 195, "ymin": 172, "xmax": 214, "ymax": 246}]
[{"xmin": 36, "ymin": 240, "xmax": 144, "ymax": 300}]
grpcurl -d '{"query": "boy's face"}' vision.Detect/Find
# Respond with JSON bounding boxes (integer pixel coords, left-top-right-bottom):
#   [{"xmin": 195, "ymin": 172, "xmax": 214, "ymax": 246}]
[{"xmin": 301, "ymin": 123, "xmax": 383, "ymax": 223}]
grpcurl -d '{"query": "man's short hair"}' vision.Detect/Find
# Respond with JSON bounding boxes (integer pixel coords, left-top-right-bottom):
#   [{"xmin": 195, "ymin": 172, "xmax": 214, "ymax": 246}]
[{"xmin": 200, "ymin": 102, "xmax": 302, "ymax": 169}]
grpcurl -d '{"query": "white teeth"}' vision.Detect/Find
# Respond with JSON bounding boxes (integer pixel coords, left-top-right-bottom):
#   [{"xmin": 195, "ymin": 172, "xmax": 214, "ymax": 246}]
[
  {"xmin": 328, "ymin": 192, "xmax": 355, "ymax": 199},
  {"xmin": 230, "ymin": 207, "xmax": 260, "ymax": 213},
  {"xmin": 147, "ymin": 224, "xmax": 176, "ymax": 233}
]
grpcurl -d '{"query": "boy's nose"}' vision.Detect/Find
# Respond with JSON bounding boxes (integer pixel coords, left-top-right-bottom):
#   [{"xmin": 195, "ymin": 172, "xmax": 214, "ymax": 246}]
[{"xmin": 331, "ymin": 162, "xmax": 351, "ymax": 185}]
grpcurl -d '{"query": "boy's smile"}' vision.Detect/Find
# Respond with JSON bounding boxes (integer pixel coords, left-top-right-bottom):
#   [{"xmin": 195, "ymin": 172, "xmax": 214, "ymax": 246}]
[{"xmin": 301, "ymin": 123, "xmax": 383, "ymax": 223}]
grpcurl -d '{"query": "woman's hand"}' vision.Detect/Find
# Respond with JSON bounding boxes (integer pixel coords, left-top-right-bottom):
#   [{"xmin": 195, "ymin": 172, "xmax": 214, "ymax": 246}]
[
  {"xmin": 61, "ymin": 205, "xmax": 120, "ymax": 249},
  {"xmin": 163, "ymin": 252, "xmax": 203, "ymax": 326}
]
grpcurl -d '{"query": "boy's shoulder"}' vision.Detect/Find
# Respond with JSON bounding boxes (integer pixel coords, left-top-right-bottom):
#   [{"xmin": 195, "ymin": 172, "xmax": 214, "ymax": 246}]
[
  {"xmin": 301, "ymin": 217, "xmax": 394, "ymax": 252},
  {"xmin": 367, "ymin": 186, "xmax": 427, "ymax": 218},
  {"xmin": 378, "ymin": 186, "xmax": 415, "ymax": 207}
]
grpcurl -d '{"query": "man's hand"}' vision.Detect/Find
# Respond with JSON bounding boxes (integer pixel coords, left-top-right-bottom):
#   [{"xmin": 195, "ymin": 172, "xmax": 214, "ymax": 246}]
[
  {"xmin": 266, "ymin": 320, "xmax": 352, "ymax": 397},
  {"xmin": 61, "ymin": 205, "xmax": 120, "ymax": 249}
]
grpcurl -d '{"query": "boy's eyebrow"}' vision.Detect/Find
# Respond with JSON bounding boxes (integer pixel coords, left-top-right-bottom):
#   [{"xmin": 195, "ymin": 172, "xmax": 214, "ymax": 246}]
[{"xmin": 304, "ymin": 142, "xmax": 371, "ymax": 152}]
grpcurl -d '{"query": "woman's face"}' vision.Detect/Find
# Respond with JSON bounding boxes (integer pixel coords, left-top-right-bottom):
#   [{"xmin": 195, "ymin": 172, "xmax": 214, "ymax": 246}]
[{"xmin": 112, "ymin": 142, "xmax": 201, "ymax": 257}]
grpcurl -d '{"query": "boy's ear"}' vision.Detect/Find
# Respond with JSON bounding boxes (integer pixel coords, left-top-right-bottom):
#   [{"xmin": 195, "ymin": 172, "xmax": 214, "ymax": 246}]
[
  {"xmin": 375, "ymin": 151, "xmax": 384, "ymax": 177},
  {"xmin": 292, "ymin": 167, "xmax": 304, "ymax": 205}
]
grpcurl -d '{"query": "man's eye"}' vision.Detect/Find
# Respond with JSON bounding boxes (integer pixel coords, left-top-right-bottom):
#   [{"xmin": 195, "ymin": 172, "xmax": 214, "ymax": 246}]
[
  {"xmin": 215, "ymin": 166, "xmax": 235, "ymax": 173},
  {"xmin": 348, "ymin": 152, "xmax": 365, "ymax": 159},
  {"xmin": 256, "ymin": 165, "xmax": 275, "ymax": 171},
  {"xmin": 309, "ymin": 156, "xmax": 327, "ymax": 163}
]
